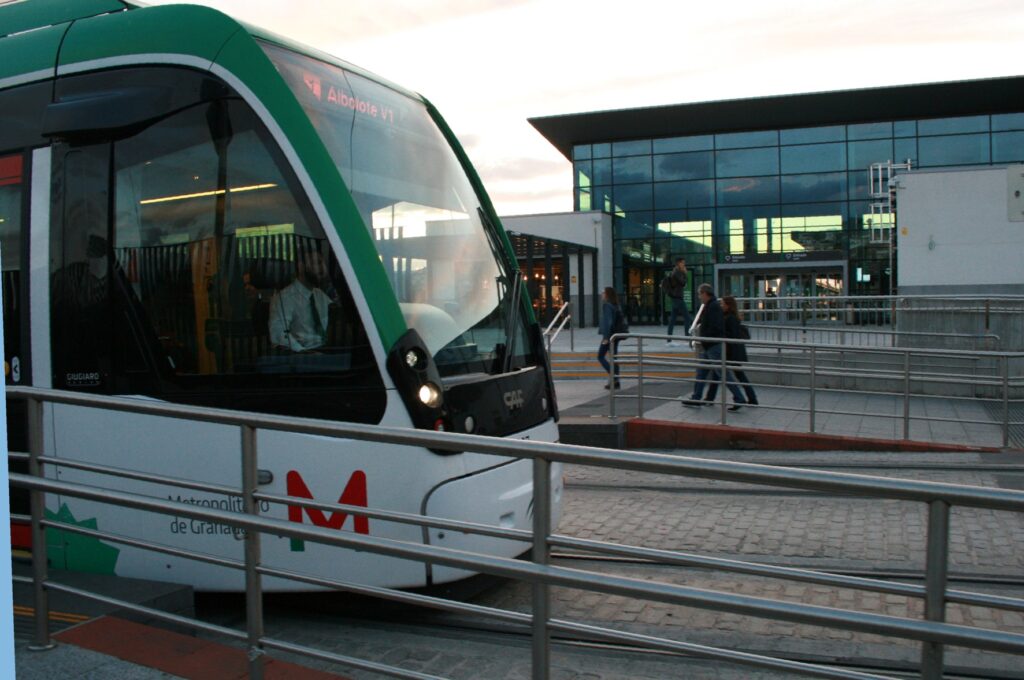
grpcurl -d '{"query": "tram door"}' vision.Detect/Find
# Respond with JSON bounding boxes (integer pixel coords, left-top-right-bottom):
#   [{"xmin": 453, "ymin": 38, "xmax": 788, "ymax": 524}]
[{"xmin": 40, "ymin": 136, "xmax": 245, "ymax": 581}]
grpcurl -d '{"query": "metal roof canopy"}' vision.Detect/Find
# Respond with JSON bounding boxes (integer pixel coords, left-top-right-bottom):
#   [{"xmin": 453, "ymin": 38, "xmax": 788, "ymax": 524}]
[{"xmin": 529, "ymin": 75, "xmax": 1024, "ymax": 160}]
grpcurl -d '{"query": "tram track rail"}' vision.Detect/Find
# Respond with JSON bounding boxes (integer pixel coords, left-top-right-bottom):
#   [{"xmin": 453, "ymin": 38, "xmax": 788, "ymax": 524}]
[{"xmin": 201, "ymin": 594, "xmax": 1021, "ymax": 680}]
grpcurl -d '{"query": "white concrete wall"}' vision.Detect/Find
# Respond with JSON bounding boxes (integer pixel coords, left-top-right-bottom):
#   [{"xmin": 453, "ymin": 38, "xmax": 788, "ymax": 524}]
[
  {"xmin": 500, "ymin": 211, "xmax": 613, "ymax": 326},
  {"xmin": 896, "ymin": 165, "xmax": 1024, "ymax": 293}
]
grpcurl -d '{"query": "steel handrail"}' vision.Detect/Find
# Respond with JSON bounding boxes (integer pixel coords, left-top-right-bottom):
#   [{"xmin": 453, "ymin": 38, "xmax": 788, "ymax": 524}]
[
  {"xmin": 11, "ymin": 473, "xmax": 1024, "ymax": 653},
  {"xmin": 10, "ymin": 384, "xmax": 1024, "ymax": 679},
  {"xmin": 607, "ymin": 332, "xmax": 1021, "ymax": 446},
  {"xmin": 543, "ymin": 301, "xmax": 570, "ymax": 336}
]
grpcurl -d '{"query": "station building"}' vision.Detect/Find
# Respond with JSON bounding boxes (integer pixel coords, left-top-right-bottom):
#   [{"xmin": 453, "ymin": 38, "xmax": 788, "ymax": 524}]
[{"xmin": 525, "ymin": 75, "xmax": 1024, "ymax": 325}]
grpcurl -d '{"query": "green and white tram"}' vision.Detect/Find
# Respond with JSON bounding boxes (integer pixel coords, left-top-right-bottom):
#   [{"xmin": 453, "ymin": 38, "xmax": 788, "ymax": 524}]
[{"xmin": 1, "ymin": 0, "xmax": 561, "ymax": 590}]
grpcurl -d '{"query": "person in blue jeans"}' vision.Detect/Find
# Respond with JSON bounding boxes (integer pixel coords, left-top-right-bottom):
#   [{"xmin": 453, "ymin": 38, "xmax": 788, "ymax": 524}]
[
  {"xmin": 663, "ymin": 258, "xmax": 692, "ymax": 345},
  {"xmin": 682, "ymin": 284, "xmax": 747, "ymax": 410},
  {"xmin": 597, "ymin": 286, "xmax": 625, "ymax": 389}
]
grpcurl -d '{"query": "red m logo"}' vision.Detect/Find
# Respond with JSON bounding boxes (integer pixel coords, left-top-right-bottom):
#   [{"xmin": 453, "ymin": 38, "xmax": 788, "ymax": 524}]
[{"xmin": 286, "ymin": 470, "xmax": 368, "ymax": 551}]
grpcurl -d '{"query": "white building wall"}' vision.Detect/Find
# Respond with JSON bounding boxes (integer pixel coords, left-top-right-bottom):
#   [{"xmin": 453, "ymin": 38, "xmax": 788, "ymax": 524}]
[
  {"xmin": 896, "ymin": 165, "xmax": 1024, "ymax": 295},
  {"xmin": 500, "ymin": 211, "xmax": 613, "ymax": 326}
]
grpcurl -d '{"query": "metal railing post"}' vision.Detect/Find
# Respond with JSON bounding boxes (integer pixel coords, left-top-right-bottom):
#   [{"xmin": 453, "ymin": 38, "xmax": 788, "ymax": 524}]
[
  {"xmin": 719, "ymin": 345, "xmax": 727, "ymax": 425},
  {"xmin": 608, "ymin": 339, "xmax": 617, "ymax": 418},
  {"xmin": 1003, "ymin": 356, "xmax": 1010, "ymax": 448},
  {"xmin": 903, "ymin": 351, "xmax": 911, "ymax": 440},
  {"xmin": 27, "ymin": 397, "xmax": 55, "ymax": 652},
  {"xmin": 569, "ymin": 308, "xmax": 574, "ymax": 352},
  {"xmin": 809, "ymin": 347, "xmax": 816, "ymax": 433},
  {"xmin": 531, "ymin": 457, "xmax": 551, "ymax": 680},
  {"xmin": 241, "ymin": 424, "xmax": 265, "ymax": 680},
  {"xmin": 921, "ymin": 500, "xmax": 950, "ymax": 680},
  {"xmin": 637, "ymin": 337, "xmax": 644, "ymax": 416}
]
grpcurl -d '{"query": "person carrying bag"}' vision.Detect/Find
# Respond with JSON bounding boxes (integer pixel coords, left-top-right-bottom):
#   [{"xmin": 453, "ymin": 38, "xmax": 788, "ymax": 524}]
[{"xmin": 704, "ymin": 294, "xmax": 758, "ymax": 406}]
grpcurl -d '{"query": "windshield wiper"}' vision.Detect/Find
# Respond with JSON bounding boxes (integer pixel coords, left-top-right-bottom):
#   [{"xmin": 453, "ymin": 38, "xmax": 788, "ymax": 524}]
[
  {"xmin": 477, "ymin": 208, "xmax": 523, "ymax": 373},
  {"xmin": 502, "ymin": 272, "xmax": 522, "ymax": 373}
]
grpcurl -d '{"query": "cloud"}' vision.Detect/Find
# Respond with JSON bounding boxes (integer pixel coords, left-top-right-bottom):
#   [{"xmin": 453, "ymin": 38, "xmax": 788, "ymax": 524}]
[{"xmin": 477, "ymin": 156, "xmax": 567, "ymax": 183}]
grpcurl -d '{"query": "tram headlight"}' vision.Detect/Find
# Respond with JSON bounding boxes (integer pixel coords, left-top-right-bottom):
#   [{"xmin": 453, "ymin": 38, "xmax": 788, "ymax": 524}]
[
  {"xmin": 404, "ymin": 349, "xmax": 423, "ymax": 369},
  {"xmin": 464, "ymin": 415, "xmax": 476, "ymax": 433},
  {"xmin": 417, "ymin": 382, "xmax": 442, "ymax": 408}
]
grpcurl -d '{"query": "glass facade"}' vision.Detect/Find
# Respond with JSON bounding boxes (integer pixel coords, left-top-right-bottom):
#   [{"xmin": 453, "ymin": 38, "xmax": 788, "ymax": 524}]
[{"xmin": 572, "ymin": 113, "xmax": 1024, "ymax": 324}]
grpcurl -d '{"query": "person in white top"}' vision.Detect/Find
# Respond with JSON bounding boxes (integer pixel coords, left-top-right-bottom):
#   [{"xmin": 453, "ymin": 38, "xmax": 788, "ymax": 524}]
[{"xmin": 269, "ymin": 249, "xmax": 333, "ymax": 352}]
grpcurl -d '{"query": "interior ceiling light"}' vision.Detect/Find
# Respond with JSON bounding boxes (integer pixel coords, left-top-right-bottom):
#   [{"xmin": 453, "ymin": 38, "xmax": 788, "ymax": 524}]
[{"xmin": 139, "ymin": 183, "xmax": 277, "ymax": 205}]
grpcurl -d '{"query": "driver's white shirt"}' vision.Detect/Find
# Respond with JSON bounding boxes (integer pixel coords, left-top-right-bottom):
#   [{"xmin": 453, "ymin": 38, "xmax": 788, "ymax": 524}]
[{"xmin": 268, "ymin": 279, "xmax": 331, "ymax": 351}]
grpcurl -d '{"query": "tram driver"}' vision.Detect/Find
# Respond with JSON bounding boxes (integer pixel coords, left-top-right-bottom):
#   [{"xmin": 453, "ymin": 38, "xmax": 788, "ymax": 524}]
[{"xmin": 268, "ymin": 247, "xmax": 335, "ymax": 352}]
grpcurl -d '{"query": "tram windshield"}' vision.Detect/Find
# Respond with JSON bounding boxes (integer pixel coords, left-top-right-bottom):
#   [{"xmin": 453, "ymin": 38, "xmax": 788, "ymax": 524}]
[{"xmin": 263, "ymin": 43, "xmax": 530, "ymax": 377}]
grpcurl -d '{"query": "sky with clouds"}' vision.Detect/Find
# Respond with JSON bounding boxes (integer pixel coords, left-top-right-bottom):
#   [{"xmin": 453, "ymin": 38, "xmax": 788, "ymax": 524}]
[{"xmin": 144, "ymin": 0, "xmax": 1024, "ymax": 215}]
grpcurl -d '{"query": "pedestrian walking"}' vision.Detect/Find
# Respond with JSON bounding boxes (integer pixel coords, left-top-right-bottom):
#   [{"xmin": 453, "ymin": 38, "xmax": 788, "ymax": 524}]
[
  {"xmin": 682, "ymin": 284, "xmax": 747, "ymax": 410},
  {"xmin": 662, "ymin": 258, "xmax": 692, "ymax": 345},
  {"xmin": 597, "ymin": 287, "xmax": 627, "ymax": 389},
  {"xmin": 704, "ymin": 294, "xmax": 758, "ymax": 406}
]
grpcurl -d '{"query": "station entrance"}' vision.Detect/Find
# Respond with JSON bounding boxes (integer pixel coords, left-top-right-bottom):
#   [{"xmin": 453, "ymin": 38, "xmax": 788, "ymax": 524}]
[{"xmin": 716, "ymin": 263, "xmax": 846, "ymax": 322}]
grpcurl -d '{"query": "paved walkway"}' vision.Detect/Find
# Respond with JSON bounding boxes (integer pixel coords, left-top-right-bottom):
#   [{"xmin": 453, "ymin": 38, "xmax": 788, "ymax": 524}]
[{"xmin": 551, "ymin": 324, "xmax": 1016, "ymax": 449}]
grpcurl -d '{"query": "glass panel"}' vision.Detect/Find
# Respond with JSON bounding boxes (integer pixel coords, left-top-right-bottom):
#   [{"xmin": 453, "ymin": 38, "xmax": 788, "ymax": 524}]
[
  {"xmin": 114, "ymin": 101, "xmax": 377, "ymax": 379},
  {"xmin": 848, "ymin": 170, "xmax": 873, "ymax": 201},
  {"xmin": 263, "ymin": 43, "xmax": 535, "ymax": 375},
  {"xmin": 653, "ymin": 180, "xmax": 715, "ymax": 209},
  {"xmin": 655, "ymin": 218, "xmax": 713, "ymax": 252},
  {"xmin": 715, "ymin": 130, "xmax": 778, "ymax": 149},
  {"xmin": 993, "ymin": 113, "xmax": 1024, "ymax": 132},
  {"xmin": 572, "ymin": 144, "xmax": 591, "ymax": 160},
  {"xmin": 612, "ymin": 139, "xmax": 652, "ymax": 156},
  {"xmin": 653, "ymin": 151, "xmax": 713, "ymax": 181},
  {"xmin": 780, "ymin": 172, "xmax": 847, "ymax": 203},
  {"xmin": 847, "ymin": 122, "xmax": 892, "ymax": 141},
  {"xmin": 917, "ymin": 115, "xmax": 989, "ymax": 136},
  {"xmin": 653, "ymin": 135, "xmax": 713, "ymax": 153},
  {"xmin": 893, "ymin": 120, "xmax": 916, "ymax": 137},
  {"xmin": 728, "ymin": 219, "xmax": 744, "ymax": 254},
  {"xmin": 894, "ymin": 137, "xmax": 917, "ymax": 166},
  {"xmin": 575, "ymin": 187, "xmax": 591, "ymax": 211},
  {"xmin": 780, "ymin": 125, "xmax": 844, "ymax": 145},
  {"xmin": 613, "ymin": 155, "xmax": 652, "ymax": 184},
  {"xmin": 847, "ymin": 139, "xmax": 894, "ymax": 171},
  {"xmin": 716, "ymin": 176, "xmax": 779, "ymax": 206},
  {"xmin": 593, "ymin": 158, "xmax": 612, "ymax": 185},
  {"xmin": 770, "ymin": 211, "xmax": 844, "ymax": 253},
  {"xmin": 574, "ymin": 160, "xmax": 592, "ymax": 188},
  {"xmin": 0, "ymin": 154, "xmax": 23, "ymax": 384},
  {"xmin": 993, "ymin": 131, "xmax": 1024, "ymax": 163},
  {"xmin": 612, "ymin": 184, "xmax": 653, "ymax": 211},
  {"xmin": 918, "ymin": 134, "xmax": 990, "ymax": 167},
  {"xmin": 716, "ymin": 147, "xmax": 779, "ymax": 178},
  {"xmin": 592, "ymin": 142, "xmax": 611, "ymax": 158},
  {"xmin": 593, "ymin": 185, "xmax": 613, "ymax": 212},
  {"xmin": 780, "ymin": 142, "xmax": 846, "ymax": 173}
]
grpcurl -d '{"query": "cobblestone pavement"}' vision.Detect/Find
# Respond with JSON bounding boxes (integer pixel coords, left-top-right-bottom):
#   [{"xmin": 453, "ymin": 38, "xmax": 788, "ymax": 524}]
[{"xmin": 226, "ymin": 451, "xmax": 1024, "ymax": 679}]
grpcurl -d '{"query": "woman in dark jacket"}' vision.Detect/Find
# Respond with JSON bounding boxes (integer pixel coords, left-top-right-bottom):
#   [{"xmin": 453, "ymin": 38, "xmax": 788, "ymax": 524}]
[
  {"xmin": 597, "ymin": 287, "xmax": 623, "ymax": 389},
  {"xmin": 705, "ymin": 295, "xmax": 758, "ymax": 405}
]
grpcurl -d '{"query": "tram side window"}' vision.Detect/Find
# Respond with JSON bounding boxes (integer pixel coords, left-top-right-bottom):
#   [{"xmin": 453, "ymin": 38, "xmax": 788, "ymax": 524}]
[
  {"xmin": 0, "ymin": 154, "xmax": 24, "ymax": 385},
  {"xmin": 113, "ymin": 100, "xmax": 375, "ymax": 380}
]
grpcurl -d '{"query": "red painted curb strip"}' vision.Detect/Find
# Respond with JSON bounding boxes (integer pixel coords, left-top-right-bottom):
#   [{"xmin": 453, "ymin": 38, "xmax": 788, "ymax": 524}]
[{"xmin": 55, "ymin": 616, "xmax": 351, "ymax": 679}]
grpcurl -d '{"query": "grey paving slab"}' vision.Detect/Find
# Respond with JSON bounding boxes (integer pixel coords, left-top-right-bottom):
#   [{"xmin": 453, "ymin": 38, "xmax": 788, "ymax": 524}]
[{"xmin": 14, "ymin": 643, "xmax": 182, "ymax": 679}]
